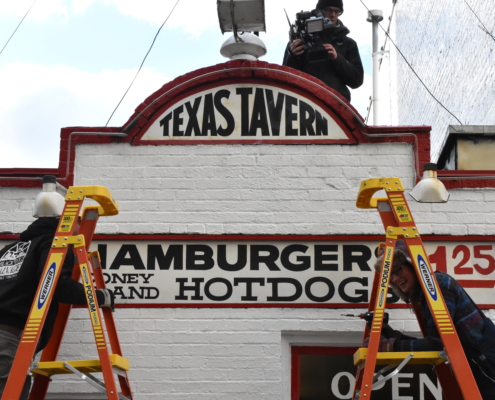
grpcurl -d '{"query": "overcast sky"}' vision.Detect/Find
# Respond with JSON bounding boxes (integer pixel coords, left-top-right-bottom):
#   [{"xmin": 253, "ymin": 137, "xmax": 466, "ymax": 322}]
[{"xmin": 0, "ymin": 0, "xmax": 394, "ymax": 168}]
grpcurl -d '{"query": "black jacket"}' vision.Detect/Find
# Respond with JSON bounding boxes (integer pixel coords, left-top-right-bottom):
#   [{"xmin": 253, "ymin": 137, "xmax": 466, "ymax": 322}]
[
  {"xmin": 283, "ymin": 19, "xmax": 364, "ymax": 101},
  {"xmin": 0, "ymin": 218, "xmax": 87, "ymax": 349}
]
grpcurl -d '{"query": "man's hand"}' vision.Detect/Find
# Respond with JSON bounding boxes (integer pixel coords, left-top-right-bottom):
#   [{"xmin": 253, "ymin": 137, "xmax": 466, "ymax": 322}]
[
  {"xmin": 323, "ymin": 43, "xmax": 338, "ymax": 60},
  {"xmin": 363, "ymin": 335, "xmax": 396, "ymax": 352},
  {"xmin": 289, "ymin": 39, "xmax": 305, "ymax": 56},
  {"xmin": 97, "ymin": 288, "xmax": 115, "ymax": 312}
]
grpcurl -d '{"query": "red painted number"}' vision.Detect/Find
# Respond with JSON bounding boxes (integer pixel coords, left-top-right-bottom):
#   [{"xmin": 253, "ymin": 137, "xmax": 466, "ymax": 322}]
[
  {"xmin": 430, "ymin": 244, "xmax": 495, "ymax": 276},
  {"xmin": 428, "ymin": 246, "xmax": 447, "ymax": 273},
  {"xmin": 472, "ymin": 245, "xmax": 495, "ymax": 275},
  {"xmin": 453, "ymin": 245, "xmax": 472, "ymax": 275}
]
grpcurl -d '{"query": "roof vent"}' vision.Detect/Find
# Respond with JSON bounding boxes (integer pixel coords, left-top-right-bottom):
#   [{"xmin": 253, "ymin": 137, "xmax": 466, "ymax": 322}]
[{"xmin": 217, "ymin": 0, "xmax": 266, "ymax": 60}]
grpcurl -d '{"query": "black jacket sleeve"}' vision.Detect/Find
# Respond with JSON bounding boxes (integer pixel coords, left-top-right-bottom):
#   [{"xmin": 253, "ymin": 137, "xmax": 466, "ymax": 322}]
[
  {"xmin": 330, "ymin": 37, "xmax": 364, "ymax": 89},
  {"xmin": 283, "ymin": 44, "xmax": 304, "ymax": 70}
]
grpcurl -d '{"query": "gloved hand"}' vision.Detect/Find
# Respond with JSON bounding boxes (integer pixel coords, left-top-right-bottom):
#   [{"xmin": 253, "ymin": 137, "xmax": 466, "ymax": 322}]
[
  {"xmin": 382, "ymin": 323, "xmax": 400, "ymax": 339},
  {"xmin": 363, "ymin": 335, "xmax": 396, "ymax": 352},
  {"xmin": 382, "ymin": 324, "xmax": 416, "ymax": 341},
  {"xmin": 96, "ymin": 288, "xmax": 115, "ymax": 312}
]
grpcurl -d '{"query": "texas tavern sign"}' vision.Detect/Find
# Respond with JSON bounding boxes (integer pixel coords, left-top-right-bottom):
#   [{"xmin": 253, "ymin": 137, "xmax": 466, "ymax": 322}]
[{"xmin": 140, "ymin": 83, "xmax": 348, "ymax": 141}]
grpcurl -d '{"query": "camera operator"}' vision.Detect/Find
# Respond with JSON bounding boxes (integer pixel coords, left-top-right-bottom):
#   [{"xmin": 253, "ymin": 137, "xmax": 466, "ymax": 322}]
[{"xmin": 283, "ymin": 0, "xmax": 364, "ymax": 102}]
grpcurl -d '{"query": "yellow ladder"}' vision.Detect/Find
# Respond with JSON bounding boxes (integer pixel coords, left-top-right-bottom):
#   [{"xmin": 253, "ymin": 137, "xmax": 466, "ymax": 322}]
[
  {"xmin": 351, "ymin": 177, "xmax": 481, "ymax": 400},
  {"xmin": 2, "ymin": 186, "xmax": 133, "ymax": 400}
]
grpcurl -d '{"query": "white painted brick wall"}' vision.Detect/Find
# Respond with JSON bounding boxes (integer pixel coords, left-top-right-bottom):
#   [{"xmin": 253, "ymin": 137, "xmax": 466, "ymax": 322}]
[
  {"xmin": 73, "ymin": 143, "xmax": 417, "ymax": 236},
  {"xmin": 49, "ymin": 307, "xmax": 414, "ymax": 400},
  {"xmin": 390, "ymin": 1, "xmax": 495, "ymax": 161},
  {"xmin": 2, "ymin": 141, "xmax": 495, "ymax": 398}
]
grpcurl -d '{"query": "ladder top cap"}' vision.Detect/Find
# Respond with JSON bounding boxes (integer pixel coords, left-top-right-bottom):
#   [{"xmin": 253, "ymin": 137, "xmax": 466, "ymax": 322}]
[
  {"xmin": 356, "ymin": 178, "xmax": 404, "ymax": 209},
  {"xmin": 65, "ymin": 186, "xmax": 119, "ymax": 216}
]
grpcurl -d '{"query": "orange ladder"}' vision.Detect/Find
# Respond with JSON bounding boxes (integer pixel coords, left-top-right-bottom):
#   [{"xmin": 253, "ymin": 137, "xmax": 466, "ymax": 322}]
[
  {"xmin": 1, "ymin": 186, "xmax": 133, "ymax": 400},
  {"xmin": 351, "ymin": 177, "xmax": 481, "ymax": 400}
]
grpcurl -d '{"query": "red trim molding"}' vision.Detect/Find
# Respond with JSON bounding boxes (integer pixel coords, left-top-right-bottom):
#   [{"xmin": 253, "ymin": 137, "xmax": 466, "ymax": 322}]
[
  {"xmin": 438, "ymin": 170, "xmax": 495, "ymax": 189},
  {"xmin": 2, "ymin": 233, "xmax": 493, "ymax": 242},
  {"xmin": 0, "ymin": 59, "xmax": 430, "ymax": 188}
]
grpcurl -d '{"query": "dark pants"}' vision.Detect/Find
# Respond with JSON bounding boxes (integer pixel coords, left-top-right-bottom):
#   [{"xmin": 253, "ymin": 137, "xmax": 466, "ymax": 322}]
[
  {"xmin": 468, "ymin": 311, "xmax": 495, "ymax": 399},
  {"xmin": 468, "ymin": 356, "xmax": 495, "ymax": 400},
  {"xmin": 0, "ymin": 330, "xmax": 31, "ymax": 400}
]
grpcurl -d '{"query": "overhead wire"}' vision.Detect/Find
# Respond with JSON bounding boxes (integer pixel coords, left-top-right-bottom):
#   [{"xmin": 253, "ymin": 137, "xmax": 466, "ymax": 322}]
[
  {"xmin": 359, "ymin": 0, "xmax": 463, "ymax": 126},
  {"xmin": 0, "ymin": 0, "xmax": 38, "ymax": 56},
  {"xmin": 378, "ymin": 0, "xmax": 397, "ymax": 70},
  {"xmin": 105, "ymin": 0, "xmax": 181, "ymax": 126},
  {"xmin": 462, "ymin": 0, "xmax": 495, "ymax": 42}
]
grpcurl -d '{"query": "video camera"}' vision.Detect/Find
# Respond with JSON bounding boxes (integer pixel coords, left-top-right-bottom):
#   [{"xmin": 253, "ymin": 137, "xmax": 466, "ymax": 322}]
[{"xmin": 287, "ymin": 8, "xmax": 337, "ymax": 62}]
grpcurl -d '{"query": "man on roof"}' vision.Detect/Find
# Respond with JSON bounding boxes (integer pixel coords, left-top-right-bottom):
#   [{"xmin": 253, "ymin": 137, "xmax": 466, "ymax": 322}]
[{"xmin": 283, "ymin": 0, "xmax": 364, "ymax": 102}]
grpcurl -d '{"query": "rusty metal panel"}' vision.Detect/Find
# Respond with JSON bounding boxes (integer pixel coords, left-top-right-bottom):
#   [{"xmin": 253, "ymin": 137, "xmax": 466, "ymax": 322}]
[{"xmin": 458, "ymin": 139, "xmax": 495, "ymax": 170}]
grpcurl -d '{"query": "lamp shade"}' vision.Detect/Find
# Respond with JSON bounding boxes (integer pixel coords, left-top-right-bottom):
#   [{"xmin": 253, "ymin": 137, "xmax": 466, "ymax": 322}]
[
  {"xmin": 32, "ymin": 175, "xmax": 66, "ymax": 217},
  {"xmin": 410, "ymin": 163, "xmax": 449, "ymax": 203}
]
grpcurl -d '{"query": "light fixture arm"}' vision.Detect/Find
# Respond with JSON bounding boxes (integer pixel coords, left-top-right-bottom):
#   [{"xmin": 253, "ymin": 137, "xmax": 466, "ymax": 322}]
[{"xmin": 230, "ymin": 0, "xmax": 242, "ymax": 42}]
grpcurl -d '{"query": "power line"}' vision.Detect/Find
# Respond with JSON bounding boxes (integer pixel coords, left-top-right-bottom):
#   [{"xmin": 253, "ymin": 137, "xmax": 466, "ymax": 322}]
[
  {"xmin": 360, "ymin": 0, "xmax": 463, "ymax": 126},
  {"xmin": 462, "ymin": 0, "xmax": 495, "ymax": 42},
  {"xmin": 0, "ymin": 0, "xmax": 38, "ymax": 56},
  {"xmin": 378, "ymin": 0, "xmax": 397, "ymax": 70},
  {"xmin": 105, "ymin": 0, "xmax": 181, "ymax": 126}
]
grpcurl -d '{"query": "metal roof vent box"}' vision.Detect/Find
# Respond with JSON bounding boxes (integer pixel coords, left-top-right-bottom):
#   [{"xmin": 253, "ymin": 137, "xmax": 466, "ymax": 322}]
[{"xmin": 217, "ymin": 0, "xmax": 267, "ymax": 60}]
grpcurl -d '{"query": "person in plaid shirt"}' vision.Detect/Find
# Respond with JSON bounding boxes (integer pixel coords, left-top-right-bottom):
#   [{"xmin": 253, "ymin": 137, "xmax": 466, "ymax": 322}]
[{"xmin": 370, "ymin": 240, "xmax": 495, "ymax": 399}]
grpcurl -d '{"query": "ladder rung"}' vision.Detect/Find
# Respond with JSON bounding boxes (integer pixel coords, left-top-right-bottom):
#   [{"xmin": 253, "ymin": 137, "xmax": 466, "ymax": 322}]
[
  {"xmin": 31, "ymin": 354, "xmax": 130, "ymax": 377},
  {"xmin": 353, "ymin": 348, "xmax": 447, "ymax": 366}
]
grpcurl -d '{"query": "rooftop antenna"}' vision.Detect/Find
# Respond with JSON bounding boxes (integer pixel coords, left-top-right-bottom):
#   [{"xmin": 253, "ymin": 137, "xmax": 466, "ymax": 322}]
[
  {"xmin": 284, "ymin": 8, "xmax": 297, "ymax": 41},
  {"xmin": 367, "ymin": 9, "xmax": 384, "ymax": 125}
]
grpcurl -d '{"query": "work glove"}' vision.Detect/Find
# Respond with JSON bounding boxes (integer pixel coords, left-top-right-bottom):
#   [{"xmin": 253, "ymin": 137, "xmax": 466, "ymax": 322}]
[
  {"xmin": 363, "ymin": 335, "xmax": 396, "ymax": 352},
  {"xmin": 382, "ymin": 324, "xmax": 417, "ymax": 341},
  {"xmin": 382, "ymin": 323, "xmax": 401, "ymax": 339},
  {"xmin": 96, "ymin": 288, "xmax": 115, "ymax": 312}
]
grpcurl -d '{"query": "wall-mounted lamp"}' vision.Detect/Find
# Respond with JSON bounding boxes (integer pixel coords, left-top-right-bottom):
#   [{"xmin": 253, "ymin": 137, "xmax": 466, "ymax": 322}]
[{"xmin": 410, "ymin": 163, "xmax": 449, "ymax": 203}]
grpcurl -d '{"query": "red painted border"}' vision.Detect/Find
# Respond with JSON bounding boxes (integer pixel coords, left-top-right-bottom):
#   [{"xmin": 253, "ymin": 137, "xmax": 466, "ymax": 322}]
[
  {"xmin": 438, "ymin": 170, "xmax": 495, "ymax": 189},
  {"xmin": 291, "ymin": 346, "xmax": 357, "ymax": 400},
  {"xmin": 0, "ymin": 60, "xmax": 431, "ymax": 188},
  {"xmin": 2, "ymin": 233, "xmax": 493, "ymax": 242},
  {"xmin": 92, "ymin": 234, "xmax": 384, "ymax": 241},
  {"xmin": 71, "ymin": 301, "xmax": 495, "ymax": 310},
  {"xmin": 71, "ymin": 302, "xmax": 407, "ymax": 310},
  {"xmin": 134, "ymin": 138, "xmax": 355, "ymax": 146},
  {"xmin": 439, "ymin": 171, "xmax": 495, "ymax": 177}
]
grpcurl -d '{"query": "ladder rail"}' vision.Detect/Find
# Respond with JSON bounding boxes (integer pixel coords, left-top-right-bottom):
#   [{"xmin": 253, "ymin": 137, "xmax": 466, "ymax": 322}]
[
  {"xmin": 89, "ymin": 252, "xmax": 133, "ymax": 399},
  {"xmin": 74, "ymin": 238, "xmax": 120, "ymax": 400},
  {"xmin": 29, "ymin": 207, "xmax": 100, "ymax": 400},
  {"xmin": 352, "ymin": 239, "xmax": 398, "ymax": 399},
  {"xmin": 411, "ymin": 301, "xmax": 464, "ymax": 399}
]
